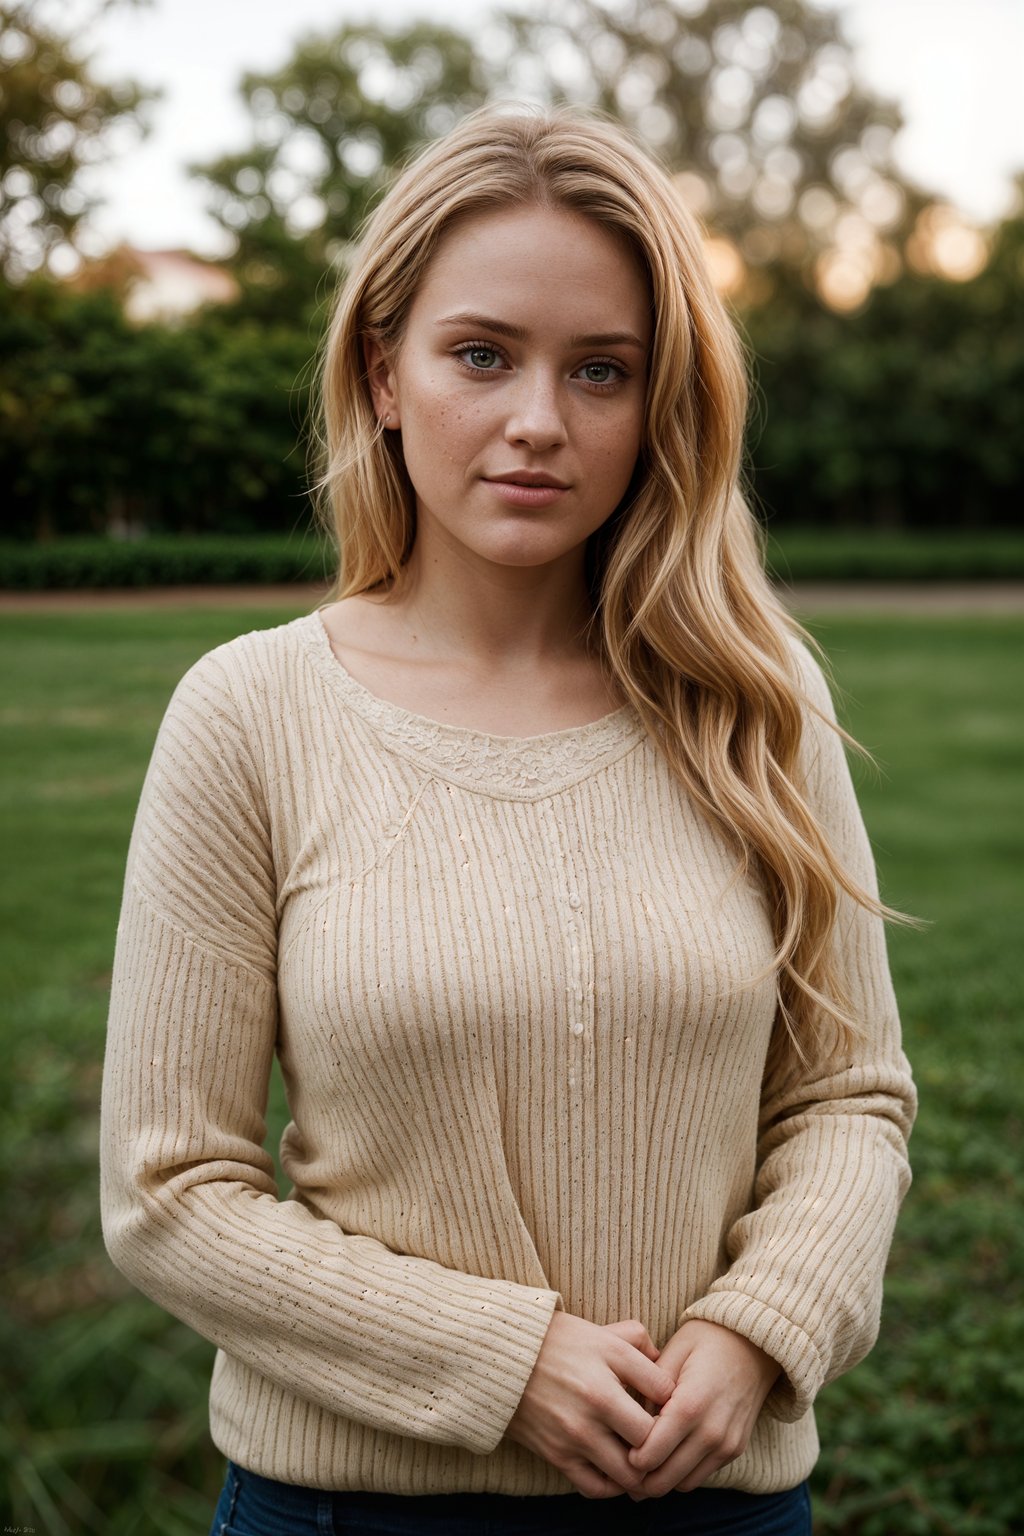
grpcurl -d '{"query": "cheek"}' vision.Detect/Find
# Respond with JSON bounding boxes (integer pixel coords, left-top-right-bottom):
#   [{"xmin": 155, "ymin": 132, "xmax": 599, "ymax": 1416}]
[
  {"xmin": 583, "ymin": 404, "xmax": 644, "ymax": 477},
  {"xmin": 399, "ymin": 380, "xmax": 487, "ymax": 485},
  {"xmin": 405, "ymin": 383, "xmax": 491, "ymax": 461}
]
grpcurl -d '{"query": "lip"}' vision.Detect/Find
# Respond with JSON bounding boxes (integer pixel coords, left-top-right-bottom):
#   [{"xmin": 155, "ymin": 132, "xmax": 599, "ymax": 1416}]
[
  {"xmin": 485, "ymin": 471, "xmax": 570, "ymax": 489},
  {"xmin": 482, "ymin": 470, "xmax": 571, "ymax": 509},
  {"xmin": 484, "ymin": 480, "xmax": 568, "ymax": 508}
]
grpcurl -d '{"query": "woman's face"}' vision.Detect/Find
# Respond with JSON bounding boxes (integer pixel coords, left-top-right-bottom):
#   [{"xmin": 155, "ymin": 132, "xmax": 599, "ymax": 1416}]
[{"xmin": 365, "ymin": 202, "xmax": 652, "ymax": 581}]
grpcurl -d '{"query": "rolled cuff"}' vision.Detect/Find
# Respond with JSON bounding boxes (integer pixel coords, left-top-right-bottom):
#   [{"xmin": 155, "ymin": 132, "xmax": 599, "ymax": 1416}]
[{"xmin": 680, "ymin": 1292, "xmax": 823, "ymax": 1423}]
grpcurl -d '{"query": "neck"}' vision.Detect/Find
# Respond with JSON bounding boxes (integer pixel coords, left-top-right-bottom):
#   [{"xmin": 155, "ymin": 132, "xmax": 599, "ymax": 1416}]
[{"xmin": 372, "ymin": 529, "xmax": 600, "ymax": 673}]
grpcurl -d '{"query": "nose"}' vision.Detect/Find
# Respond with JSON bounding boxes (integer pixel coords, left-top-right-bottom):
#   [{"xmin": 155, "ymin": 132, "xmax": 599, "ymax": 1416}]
[{"xmin": 503, "ymin": 367, "xmax": 568, "ymax": 452}]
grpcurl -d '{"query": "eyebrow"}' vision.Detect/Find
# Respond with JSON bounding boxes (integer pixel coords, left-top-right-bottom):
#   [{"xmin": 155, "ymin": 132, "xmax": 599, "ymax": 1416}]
[{"xmin": 434, "ymin": 311, "xmax": 648, "ymax": 351}]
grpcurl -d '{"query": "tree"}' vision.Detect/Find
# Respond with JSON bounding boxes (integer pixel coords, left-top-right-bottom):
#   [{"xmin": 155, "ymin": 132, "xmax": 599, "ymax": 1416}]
[
  {"xmin": 742, "ymin": 180, "xmax": 1024, "ymax": 531},
  {"xmin": 0, "ymin": 0, "xmax": 157, "ymax": 283},
  {"xmin": 187, "ymin": 20, "xmax": 491, "ymax": 326},
  {"xmin": 0, "ymin": 274, "xmax": 314, "ymax": 540},
  {"xmin": 191, "ymin": 1, "xmax": 937, "ymax": 314},
  {"xmin": 499, "ymin": 0, "xmax": 932, "ymax": 301}
]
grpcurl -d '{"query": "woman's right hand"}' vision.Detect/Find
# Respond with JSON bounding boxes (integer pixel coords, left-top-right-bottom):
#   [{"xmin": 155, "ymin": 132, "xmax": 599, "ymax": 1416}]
[{"xmin": 504, "ymin": 1314, "xmax": 677, "ymax": 1499}]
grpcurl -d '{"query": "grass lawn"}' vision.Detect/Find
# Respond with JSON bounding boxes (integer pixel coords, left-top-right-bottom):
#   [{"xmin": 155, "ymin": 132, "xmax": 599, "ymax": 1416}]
[{"xmin": 1, "ymin": 603, "xmax": 1021, "ymax": 1536}]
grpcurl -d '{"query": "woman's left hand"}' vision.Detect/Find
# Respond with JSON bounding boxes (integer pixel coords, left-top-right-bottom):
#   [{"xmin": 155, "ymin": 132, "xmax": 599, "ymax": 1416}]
[{"xmin": 623, "ymin": 1319, "xmax": 781, "ymax": 1498}]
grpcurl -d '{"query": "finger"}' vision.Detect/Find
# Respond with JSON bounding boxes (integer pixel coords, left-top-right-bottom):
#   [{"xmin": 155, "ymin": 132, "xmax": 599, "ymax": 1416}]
[
  {"xmin": 632, "ymin": 1433, "xmax": 708, "ymax": 1498},
  {"xmin": 602, "ymin": 1390, "xmax": 663, "ymax": 1451},
  {"xmin": 578, "ymin": 1426, "xmax": 650, "ymax": 1495},
  {"xmin": 563, "ymin": 1458, "xmax": 627, "ymax": 1500},
  {"xmin": 636, "ymin": 1412, "xmax": 744, "ymax": 1497},
  {"xmin": 627, "ymin": 1399, "xmax": 694, "ymax": 1473},
  {"xmin": 675, "ymin": 1445, "xmax": 739, "ymax": 1494},
  {"xmin": 649, "ymin": 1334, "xmax": 696, "ymax": 1384},
  {"xmin": 612, "ymin": 1347, "xmax": 677, "ymax": 1408},
  {"xmin": 602, "ymin": 1319, "xmax": 660, "ymax": 1360}
]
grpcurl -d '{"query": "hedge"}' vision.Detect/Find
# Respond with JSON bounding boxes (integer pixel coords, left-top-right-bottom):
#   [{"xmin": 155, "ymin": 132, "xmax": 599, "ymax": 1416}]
[
  {"xmin": 2, "ymin": 531, "xmax": 1023, "ymax": 592},
  {"xmin": 763, "ymin": 530, "xmax": 1024, "ymax": 584},
  {"xmin": 0, "ymin": 535, "xmax": 333, "ymax": 591}
]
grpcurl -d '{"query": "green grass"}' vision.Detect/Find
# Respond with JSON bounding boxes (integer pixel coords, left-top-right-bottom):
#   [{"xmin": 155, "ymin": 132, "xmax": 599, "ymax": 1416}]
[
  {"xmin": 798, "ymin": 615, "xmax": 1023, "ymax": 1535},
  {"xmin": 1, "ymin": 604, "xmax": 1021, "ymax": 1534}
]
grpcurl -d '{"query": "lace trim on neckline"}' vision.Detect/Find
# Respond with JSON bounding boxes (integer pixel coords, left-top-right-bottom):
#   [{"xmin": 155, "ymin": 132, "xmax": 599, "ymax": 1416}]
[{"xmin": 296, "ymin": 610, "xmax": 646, "ymax": 798}]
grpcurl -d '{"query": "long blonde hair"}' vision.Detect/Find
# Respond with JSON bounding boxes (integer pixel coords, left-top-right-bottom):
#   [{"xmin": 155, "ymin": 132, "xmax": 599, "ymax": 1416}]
[{"xmin": 309, "ymin": 104, "xmax": 896, "ymax": 1066}]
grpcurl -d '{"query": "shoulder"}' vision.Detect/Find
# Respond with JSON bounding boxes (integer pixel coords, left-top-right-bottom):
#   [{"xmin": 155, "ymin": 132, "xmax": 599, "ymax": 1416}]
[
  {"xmin": 781, "ymin": 634, "xmax": 860, "ymax": 820},
  {"xmin": 167, "ymin": 612, "xmax": 313, "ymax": 721},
  {"xmin": 784, "ymin": 633, "xmax": 839, "ymax": 726},
  {"xmin": 151, "ymin": 614, "xmax": 316, "ymax": 791}
]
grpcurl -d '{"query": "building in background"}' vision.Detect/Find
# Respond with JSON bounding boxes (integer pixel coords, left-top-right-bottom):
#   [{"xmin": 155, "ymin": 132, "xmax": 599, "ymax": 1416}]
[{"xmin": 66, "ymin": 245, "xmax": 239, "ymax": 323}]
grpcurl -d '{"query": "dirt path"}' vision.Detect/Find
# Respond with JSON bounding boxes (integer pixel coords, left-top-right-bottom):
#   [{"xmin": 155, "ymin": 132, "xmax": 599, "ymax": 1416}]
[{"xmin": 1, "ymin": 582, "xmax": 1023, "ymax": 614}]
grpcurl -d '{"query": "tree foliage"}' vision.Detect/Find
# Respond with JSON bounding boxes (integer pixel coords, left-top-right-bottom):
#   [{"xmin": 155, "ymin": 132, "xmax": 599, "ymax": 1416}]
[
  {"xmin": 186, "ymin": 0, "xmax": 931, "ymax": 311},
  {"xmin": 745, "ymin": 183, "xmax": 1024, "ymax": 530},
  {"xmin": 0, "ymin": 0, "xmax": 156, "ymax": 282},
  {"xmin": 1, "ymin": 0, "xmax": 1020, "ymax": 539},
  {"xmin": 499, "ymin": 0, "xmax": 930, "ymax": 295},
  {"xmin": 0, "ymin": 276, "xmax": 313, "ymax": 540},
  {"xmin": 186, "ymin": 20, "xmax": 491, "ymax": 325},
  {"xmin": 4, "ymin": 196, "xmax": 1021, "ymax": 543}
]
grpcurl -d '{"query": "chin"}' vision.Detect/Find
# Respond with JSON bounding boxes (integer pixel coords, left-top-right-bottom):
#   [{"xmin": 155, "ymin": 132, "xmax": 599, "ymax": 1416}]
[
  {"xmin": 481, "ymin": 544, "xmax": 578, "ymax": 571},
  {"xmin": 474, "ymin": 525, "xmax": 581, "ymax": 560}
]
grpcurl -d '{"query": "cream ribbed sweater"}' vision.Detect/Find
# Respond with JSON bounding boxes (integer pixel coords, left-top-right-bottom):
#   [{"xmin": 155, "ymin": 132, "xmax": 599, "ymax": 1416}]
[{"xmin": 99, "ymin": 608, "xmax": 915, "ymax": 1496}]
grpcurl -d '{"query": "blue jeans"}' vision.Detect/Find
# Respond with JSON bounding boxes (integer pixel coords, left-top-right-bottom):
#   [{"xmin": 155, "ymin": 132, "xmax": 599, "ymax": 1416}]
[{"xmin": 208, "ymin": 1458, "xmax": 813, "ymax": 1535}]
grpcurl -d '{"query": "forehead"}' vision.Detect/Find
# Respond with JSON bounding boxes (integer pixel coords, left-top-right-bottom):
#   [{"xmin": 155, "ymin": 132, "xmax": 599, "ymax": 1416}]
[{"xmin": 408, "ymin": 203, "xmax": 652, "ymax": 341}]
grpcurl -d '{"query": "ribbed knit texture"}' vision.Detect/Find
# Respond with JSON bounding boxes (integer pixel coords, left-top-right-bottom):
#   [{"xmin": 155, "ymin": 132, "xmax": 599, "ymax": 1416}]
[{"xmin": 99, "ymin": 609, "xmax": 915, "ymax": 1495}]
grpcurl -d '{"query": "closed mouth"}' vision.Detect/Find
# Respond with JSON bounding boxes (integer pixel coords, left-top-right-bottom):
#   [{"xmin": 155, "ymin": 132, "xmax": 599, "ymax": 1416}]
[{"xmin": 485, "ymin": 473, "xmax": 569, "ymax": 489}]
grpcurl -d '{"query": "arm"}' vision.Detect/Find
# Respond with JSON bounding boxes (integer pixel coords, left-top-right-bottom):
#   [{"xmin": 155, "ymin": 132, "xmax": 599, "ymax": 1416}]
[
  {"xmin": 99, "ymin": 646, "xmax": 562, "ymax": 1456},
  {"xmin": 677, "ymin": 642, "xmax": 916, "ymax": 1422},
  {"xmin": 628, "ymin": 641, "xmax": 916, "ymax": 1495}
]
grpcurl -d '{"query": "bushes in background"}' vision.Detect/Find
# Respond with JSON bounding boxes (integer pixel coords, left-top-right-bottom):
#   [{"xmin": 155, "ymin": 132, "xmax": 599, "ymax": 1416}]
[
  {"xmin": 0, "ymin": 534, "xmax": 331, "ymax": 590},
  {"xmin": 3, "ymin": 530, "xmax": 1024, "ymax": 591},
  {"xmin": 1, "ymin": 207, "xmax": 1022, "ymax": 550}
]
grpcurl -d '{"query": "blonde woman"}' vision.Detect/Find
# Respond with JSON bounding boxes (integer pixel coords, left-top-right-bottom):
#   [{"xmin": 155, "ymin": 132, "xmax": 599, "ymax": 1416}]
[{"xmin": 100, "ymin": 106, "xmax": 916, "ymax": 1536}]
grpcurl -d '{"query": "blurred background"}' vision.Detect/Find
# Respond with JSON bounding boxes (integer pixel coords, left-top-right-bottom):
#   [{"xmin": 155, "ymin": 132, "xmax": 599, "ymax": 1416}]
[{"xmin": 1, "ymin": 1, "xmax": 1021, "ymax": 1533}]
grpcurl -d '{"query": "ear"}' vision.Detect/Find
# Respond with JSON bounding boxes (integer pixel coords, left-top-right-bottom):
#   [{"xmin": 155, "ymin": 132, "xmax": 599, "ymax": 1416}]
[{"xmin": 363, "ymin": 332, "xmax": 400, "ymax": 429}]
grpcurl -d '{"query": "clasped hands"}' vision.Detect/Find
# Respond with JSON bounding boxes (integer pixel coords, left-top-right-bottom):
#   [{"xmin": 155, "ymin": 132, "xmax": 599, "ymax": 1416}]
[{"xmin": 505, "ymin": 1313, "xmax": 781, "ymax": 1501}]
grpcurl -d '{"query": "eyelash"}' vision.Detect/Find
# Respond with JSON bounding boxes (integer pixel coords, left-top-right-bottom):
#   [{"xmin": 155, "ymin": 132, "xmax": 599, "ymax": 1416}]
[{"xmin": 451, "ymin": 342, "xmax": 628, "ymax": 392}]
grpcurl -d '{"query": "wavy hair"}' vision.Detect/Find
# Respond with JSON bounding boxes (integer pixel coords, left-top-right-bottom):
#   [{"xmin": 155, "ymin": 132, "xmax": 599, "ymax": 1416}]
[{"xmin": 309, "ymin": 103, "xmax": 901, "ymax": 1067}]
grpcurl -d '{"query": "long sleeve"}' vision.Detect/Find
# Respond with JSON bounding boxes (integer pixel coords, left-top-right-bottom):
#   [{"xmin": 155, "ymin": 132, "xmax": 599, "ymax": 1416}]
[
  {"xmin": 99, "ymin": 647, "xmax": 562, "ymax": 1457},
  {"xmin": 680, "ymin": 641, "xmax": 916, "ymax": 1422}
]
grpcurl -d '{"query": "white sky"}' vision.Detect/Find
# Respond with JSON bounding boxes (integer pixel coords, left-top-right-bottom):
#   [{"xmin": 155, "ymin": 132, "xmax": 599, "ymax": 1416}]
[{"xmin": 68, "ymin": 0, "xmax": 1024, "ymax": 259}]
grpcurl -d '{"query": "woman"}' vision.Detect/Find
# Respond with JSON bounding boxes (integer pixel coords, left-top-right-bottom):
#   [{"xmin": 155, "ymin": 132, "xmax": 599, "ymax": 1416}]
[{"xmin": 99, "ymin": 105, "xmax": 916, "ymax": 1535}]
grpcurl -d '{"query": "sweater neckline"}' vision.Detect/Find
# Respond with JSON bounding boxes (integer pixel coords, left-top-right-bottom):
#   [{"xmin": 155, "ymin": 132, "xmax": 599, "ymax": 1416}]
[{"xmin": 296, "ymin": 609, "xmax": 646, "ymax": 798}]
